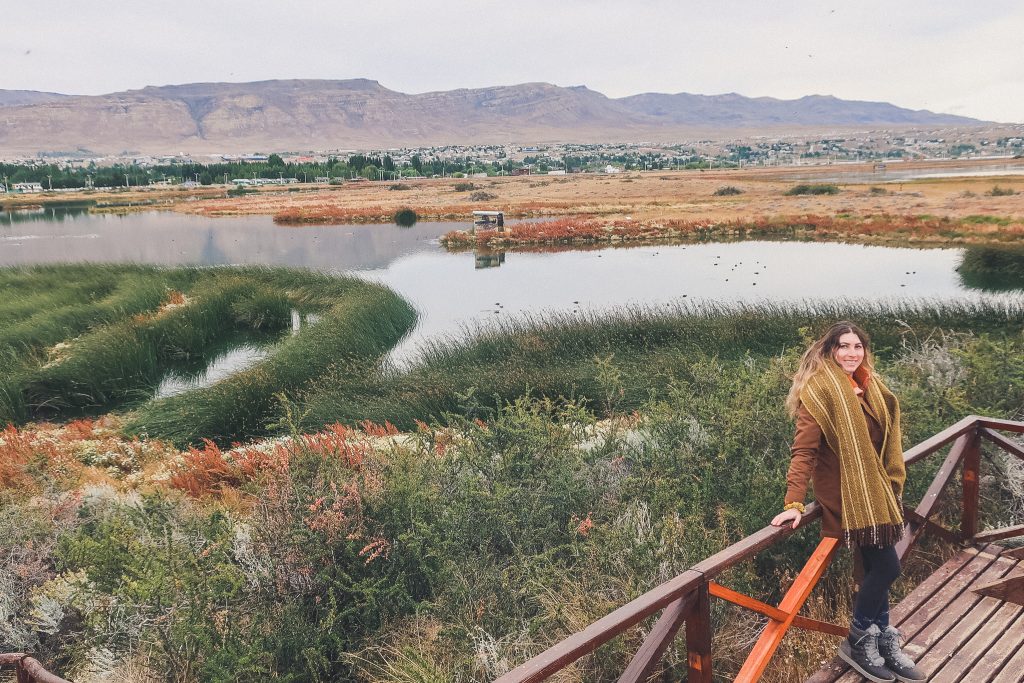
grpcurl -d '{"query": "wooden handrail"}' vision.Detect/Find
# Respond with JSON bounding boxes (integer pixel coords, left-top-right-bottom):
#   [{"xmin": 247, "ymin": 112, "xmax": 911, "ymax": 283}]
[
  {"xmin": 0, "ymin": 653, "xmax": 73, "ymax": 683},
  {"xmin": 495, "ymin": 415, "xmax": 1024, "ymax": 683},
  {"xmin": 494, "ymin": 503, "xmax": 823, "ymax": 683}
]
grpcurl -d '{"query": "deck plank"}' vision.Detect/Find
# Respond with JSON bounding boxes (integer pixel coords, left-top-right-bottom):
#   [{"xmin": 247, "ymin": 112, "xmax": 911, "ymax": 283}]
[
  {"xmin": 895, "ymin": 545, "xmax": 1004, "ymax": 642},
  {"xmin": 929, "ymin": 603, "xmax": 1024, "ymax": 683},
  {"xmin": 910, "ymin": 551, "xmax": 1017, "ymax": 660},
  {"xmin": 806, "ymin": 545, "xmax": 1022, "ymax": 683},
  {"xmin": 807, "ymin": 548, "xmax": 983, "ymax": 683},
  {"xmin": 916, "ymin": 594, "xmax": 1011, "ymax": 679},
  {"xmin": 991, "ymin": 631, "xmax": 1024, "ymax": 683}
]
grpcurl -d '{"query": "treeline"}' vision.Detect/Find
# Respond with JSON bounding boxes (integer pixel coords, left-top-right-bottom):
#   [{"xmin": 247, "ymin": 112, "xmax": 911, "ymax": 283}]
[
  {"xmin": 0, "ymin": 153, "xmax": 537, "ymax": 190},
  {"xmin": 1, "ymin": 149, "xmax": 741, "ymax": 190}
]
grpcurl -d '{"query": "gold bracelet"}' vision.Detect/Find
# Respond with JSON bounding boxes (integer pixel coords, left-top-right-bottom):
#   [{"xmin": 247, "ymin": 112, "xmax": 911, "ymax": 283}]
[{"xmin": 783, "ymin": 501, "xmax": 806, "ymax": 514}]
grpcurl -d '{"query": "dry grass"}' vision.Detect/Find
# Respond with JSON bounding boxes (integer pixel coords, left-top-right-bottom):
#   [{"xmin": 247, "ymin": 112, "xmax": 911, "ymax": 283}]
[
  {"xmin": 163, "ymin": 161, "xmax": 1024, "ymax": 230},
  {"xmin": 9, "ymin": 159, "xmax": 1022, "ymax": 241}
]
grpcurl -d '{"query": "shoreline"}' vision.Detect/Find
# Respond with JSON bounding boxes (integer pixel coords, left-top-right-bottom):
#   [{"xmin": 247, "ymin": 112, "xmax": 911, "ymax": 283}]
[{"xmin": 2, "ymin": 159, "xmax": 1022, "ymax": 245}]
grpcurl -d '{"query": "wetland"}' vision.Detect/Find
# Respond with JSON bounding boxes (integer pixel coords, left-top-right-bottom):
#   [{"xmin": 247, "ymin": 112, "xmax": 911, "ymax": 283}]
[{"xmin": 3, "ymin": 162, "xmax": 1024, "ymax": 683}]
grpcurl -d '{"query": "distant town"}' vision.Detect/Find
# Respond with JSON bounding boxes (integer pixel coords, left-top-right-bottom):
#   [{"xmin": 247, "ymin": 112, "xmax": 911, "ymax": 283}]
[{"xmin": 2, "ymin": 124, "xmax": 1022, "ymax": 192}]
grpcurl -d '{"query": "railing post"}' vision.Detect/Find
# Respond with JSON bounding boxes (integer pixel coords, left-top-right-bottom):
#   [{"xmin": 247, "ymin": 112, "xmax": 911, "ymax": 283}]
[
  {"xmin": 618, "ymin": 594, "xmax": 694, "ymax": 683},
  {"xmin": 685, "ymin": 580, "xmax": 713, "ymax": 683},
  {"xmin": 961, "ymin": 429, "xmax": 981, "ymax": 541}
]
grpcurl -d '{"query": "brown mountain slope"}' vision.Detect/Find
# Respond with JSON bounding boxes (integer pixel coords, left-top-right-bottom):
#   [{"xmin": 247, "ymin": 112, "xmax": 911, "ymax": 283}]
[{"xmin": 0, "ymin": 79, "xmax": 986, "ymax": 155}]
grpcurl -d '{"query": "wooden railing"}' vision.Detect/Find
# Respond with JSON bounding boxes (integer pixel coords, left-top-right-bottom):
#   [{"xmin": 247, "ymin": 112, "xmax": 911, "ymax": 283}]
[
  {"xmin": 495, "ymin": 415, "xmax": 1024, "ymax": 683},
  {"xmin": 0, "ymin": 653, "xmax": 72, "ymax": 683}
]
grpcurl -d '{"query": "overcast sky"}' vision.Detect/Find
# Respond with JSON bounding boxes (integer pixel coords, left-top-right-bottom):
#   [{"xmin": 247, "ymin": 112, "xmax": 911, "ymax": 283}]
[{"xmin": 4, "ymin": 1, "xmax": 1022, "ymax": 123}]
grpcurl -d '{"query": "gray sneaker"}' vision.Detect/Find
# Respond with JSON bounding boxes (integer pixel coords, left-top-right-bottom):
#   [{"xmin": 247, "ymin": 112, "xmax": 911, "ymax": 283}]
[
  {"xmin": 839, "ymin": 624, "xmax": 896, "ymax": 683},
  {"xmin": 878, "ymin": 625, "xmax": 927, "ymax": 682}
]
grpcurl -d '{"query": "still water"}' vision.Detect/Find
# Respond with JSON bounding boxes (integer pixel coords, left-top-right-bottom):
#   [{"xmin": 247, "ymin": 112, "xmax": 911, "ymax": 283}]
[{"xmin": 1, "ymin": 208, "xmax": 1018, "ymax": 361}]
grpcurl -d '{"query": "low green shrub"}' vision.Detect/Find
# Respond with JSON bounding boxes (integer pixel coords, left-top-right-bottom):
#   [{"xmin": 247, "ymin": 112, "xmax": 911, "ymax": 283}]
[
  {"xmin": 957, "ymin": 244, "xmax": 1024, "ymax": 291},
  {"xmin": 785, "ymin": 183, "xmax": 840, "ymax": 196},
  {"xmin": 713, "ymin": 185, "xmax": 744, "ymax": 196},
  {"xmin": 393, "ymin": 207, "xmax": 418, "ymax": 226}
]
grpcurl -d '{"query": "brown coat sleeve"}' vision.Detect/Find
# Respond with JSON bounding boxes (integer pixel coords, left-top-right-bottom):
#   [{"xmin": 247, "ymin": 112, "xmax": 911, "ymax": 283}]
[{"xmin": 786, "ymin": 404, "xmax": 822, "ymax": 504}]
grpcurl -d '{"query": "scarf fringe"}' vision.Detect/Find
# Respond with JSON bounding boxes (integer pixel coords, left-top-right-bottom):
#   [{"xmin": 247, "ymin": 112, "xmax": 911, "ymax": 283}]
[{"xmin": 844, "ymin": 523, "xmax": 905, "ymax": 548}]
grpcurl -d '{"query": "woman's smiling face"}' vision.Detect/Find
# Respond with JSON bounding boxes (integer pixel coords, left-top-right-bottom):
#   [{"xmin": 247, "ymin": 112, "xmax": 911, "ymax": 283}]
[{"xmin": 833, "ymin": 332, "xmax": 865, "ymax": 375}]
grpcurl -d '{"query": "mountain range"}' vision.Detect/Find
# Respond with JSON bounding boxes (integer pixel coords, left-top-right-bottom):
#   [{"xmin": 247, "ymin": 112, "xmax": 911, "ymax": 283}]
[{"xmin": 0, "ymin": 79, "xmax": 986, "ymax": 156}]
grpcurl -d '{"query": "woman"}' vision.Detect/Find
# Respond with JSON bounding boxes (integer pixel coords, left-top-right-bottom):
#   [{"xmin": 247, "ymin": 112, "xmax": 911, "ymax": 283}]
[{"xmin": 771, "ymin": 322, "xmax": 926, "ymax": 683}]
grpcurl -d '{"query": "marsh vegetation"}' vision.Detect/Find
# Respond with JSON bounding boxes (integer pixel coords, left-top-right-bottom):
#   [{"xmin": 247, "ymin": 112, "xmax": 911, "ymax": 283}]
[
  {"xmin": 0, "ymin": 265, "xmax": 416, "ymax": 443},
  {"xmin": 2, "ymin": 317, "xmax": 1022, "ymax": 682},
  {"xmin": 3, "ymin": 195, "xmax": 1024, "ymax": 680}
]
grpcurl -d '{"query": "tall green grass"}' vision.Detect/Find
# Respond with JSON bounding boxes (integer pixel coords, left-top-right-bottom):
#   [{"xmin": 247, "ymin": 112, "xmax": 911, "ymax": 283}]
[
  {"xmin": 126, "ymin": 282, "xmax": 416, "ymax": 444},
  {"xmin": 0, "ymin": 265, "xmax": 417, "ymax": 437},
  {"xmin": 298, "ymin": 300, "xmax": 1024, "ymax": 430}
]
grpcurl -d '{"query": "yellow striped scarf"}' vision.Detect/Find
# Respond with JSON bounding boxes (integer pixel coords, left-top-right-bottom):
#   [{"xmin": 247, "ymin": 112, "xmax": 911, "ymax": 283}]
[{"xmin": 800, "ymin": 360, "xmax": 906, "ymax": 547}]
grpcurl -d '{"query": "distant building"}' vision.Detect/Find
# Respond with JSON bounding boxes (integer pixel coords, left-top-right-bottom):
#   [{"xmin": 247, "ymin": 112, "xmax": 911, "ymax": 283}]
[{"xmin": 12, "ymin": 182, "xmax": 44, "ymax": 193}]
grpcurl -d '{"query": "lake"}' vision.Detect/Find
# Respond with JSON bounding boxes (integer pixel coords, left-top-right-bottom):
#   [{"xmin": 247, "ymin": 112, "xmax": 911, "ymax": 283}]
[{"xmin": 1, "ymin": 207, "xmax": 1019, "ymax": 363}]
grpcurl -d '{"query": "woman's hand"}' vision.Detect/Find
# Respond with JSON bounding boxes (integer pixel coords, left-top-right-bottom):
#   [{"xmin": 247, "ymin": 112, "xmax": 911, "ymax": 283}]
[{"xmin": 771, "ymin": 508, "xmax": 802, "ymax": 530}]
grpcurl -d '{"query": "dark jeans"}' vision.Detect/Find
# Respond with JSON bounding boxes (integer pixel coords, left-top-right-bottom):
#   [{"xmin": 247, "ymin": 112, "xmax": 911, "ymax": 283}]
[{"xmin": 852, "ymin": 544, "xmax": 901, "ymax": 630}]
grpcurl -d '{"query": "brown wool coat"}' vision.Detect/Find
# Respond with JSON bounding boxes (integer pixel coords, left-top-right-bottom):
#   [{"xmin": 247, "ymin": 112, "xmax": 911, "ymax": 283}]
[{"xmin": 785, "ymin": 396, "xmax": 886, "ymax": 538}]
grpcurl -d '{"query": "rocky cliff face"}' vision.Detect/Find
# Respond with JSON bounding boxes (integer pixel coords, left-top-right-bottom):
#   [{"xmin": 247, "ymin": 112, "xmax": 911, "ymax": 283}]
[{"xmin": 0, "ymin": 80, "xmax": 984, "ymax": 155}]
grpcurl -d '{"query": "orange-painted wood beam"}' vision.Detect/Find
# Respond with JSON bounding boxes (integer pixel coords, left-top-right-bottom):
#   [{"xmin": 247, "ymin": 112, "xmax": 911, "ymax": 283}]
[
  {"xmin": 708, "ymin": 581, "xmax": 848, "ymax": 638},
  {"xmin": 732, "ymin": 537, "xmax": 840, "ymax": 683}
]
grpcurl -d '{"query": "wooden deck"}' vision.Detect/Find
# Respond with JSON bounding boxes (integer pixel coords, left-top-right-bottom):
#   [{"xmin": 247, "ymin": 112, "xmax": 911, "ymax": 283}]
[{"xmin": 808, "ymin": 543, "xmax": 1024, "ymax": 683}]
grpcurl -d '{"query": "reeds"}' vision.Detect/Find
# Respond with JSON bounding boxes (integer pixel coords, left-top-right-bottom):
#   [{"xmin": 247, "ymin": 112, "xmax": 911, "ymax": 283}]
[
  {"xmin": 125, "ymin": 278, "xmax": 416, "ymax": 445},
  {"xmin": 299, "ymin": 299, "xmax": 1024, "ymax": 430},
  {"xmin": 0, "ymin": 265, "xmax": 417, "ymax": 441}
]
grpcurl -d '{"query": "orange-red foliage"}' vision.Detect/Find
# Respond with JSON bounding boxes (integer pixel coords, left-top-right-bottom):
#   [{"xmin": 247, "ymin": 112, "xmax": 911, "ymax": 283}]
[
  {"xmin": 442, "ymin": 213, "xmax": 1024, "ymax": 249},
  {"xmin": 0, "ymin": 424, "xmax": 62, "ymax": 493},
  {"xmin": 169, "ymin": 422, "xmax": 392, "ymax": 497},
  {"xmin": 63, "ymin": 419, "xmax": 96, "ymax": 441}
]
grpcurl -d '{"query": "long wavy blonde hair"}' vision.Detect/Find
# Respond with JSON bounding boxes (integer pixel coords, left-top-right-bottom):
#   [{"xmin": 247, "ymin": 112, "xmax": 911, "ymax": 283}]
[{"xmin": 786, "ymin": 321, "xmax": 876, "ymax": 417}]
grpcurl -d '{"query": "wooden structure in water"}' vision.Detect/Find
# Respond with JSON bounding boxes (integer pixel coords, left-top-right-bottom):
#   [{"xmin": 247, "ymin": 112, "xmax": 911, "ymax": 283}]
[
  {"xmin": 494, "ymin": 415, "xmax": 1024, "ymax": 683},
  {"xmin": 473, "ymin": 210, "xmax": 504, "ymax": 230}
]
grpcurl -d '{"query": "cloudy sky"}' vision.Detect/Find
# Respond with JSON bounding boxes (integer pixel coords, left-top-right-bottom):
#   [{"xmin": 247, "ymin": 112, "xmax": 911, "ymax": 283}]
[{"xmin": 5, "ymin": 1, "xmax": 1023, "ymax": 122}]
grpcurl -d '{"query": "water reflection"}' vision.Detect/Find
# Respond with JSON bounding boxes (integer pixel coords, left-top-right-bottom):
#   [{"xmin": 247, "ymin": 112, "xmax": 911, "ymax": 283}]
[
  {"xmin": 1, "ymin": 206, "xmax": 93, "ymax": 225},
  {"xmin": 0, "ymin": 210, "xmax": 459, "ymax": 270},
  {"xmin": 957, "ymin": 245, "xmax": 1024, "ymax": 291},
  {"xmin": 474, "ymin": 250, "xmax": 506, "ymax": 269},
  {"xmin": 155, "ymin": 344, "xmax": 270, "ymax": 398}
]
